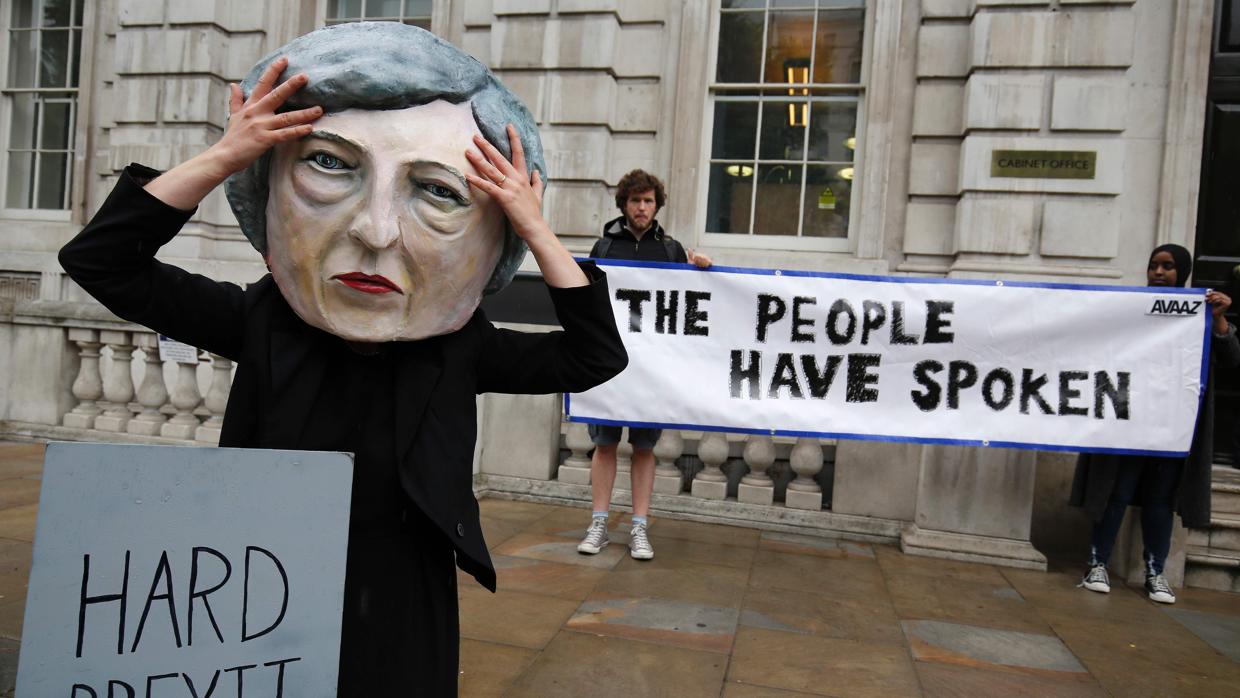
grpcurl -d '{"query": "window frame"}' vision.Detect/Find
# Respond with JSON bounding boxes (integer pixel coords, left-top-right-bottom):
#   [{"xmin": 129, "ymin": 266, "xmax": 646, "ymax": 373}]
[
  {"xmin": 695, "ymin": 0, "xmax": 872, "ymax": 253},
  {"xmin": 316, "ymin": 0, "xmax": 444, "ymax": 33},
  {"xmin": 0, "ymin": 0, "xmax": 92, "ymax": 222}
]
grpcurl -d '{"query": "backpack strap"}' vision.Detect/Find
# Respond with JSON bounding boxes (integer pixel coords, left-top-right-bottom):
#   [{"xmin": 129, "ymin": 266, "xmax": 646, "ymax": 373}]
[{"xmin": 590, "ymin": 237, "xmax": 612, "ymax": 258}]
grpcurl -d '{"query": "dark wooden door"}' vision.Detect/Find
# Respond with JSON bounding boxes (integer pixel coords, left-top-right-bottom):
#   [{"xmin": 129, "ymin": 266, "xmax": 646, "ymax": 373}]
[{"xmin": 1197, "ymin": 0, "xmax": 1240, "ymax": 463}]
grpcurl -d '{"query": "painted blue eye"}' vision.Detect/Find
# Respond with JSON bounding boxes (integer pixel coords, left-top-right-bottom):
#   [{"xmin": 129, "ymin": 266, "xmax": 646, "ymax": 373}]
[
  {"xmin": 425, "ymin": 183, "xmax": 456, "ymax": 199},
  {"xmin": 312, "ymin": 152, "xmax": 346, "ymax": 170}
]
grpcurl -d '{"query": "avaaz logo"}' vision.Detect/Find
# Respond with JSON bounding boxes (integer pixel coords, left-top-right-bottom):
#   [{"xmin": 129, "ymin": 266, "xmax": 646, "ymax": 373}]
[{"xmin": 1147, "ymin": 298, "xmax": 1203, "ymax": 317}]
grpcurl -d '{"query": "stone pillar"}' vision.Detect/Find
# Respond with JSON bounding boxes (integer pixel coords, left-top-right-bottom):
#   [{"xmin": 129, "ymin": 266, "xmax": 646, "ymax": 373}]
[
  {"xmin": 195, "ymin": 353, "xmax": 233, "ymax": 444},
  {"xmin": 691, "ymin": 432, "xmax": 729, "ymax": 500},
  {"xmin": 785, "ymin": 437, "xmax": 824, "ymax": 511},
  {"xmin": 93, "ymin": 330, "xmax": 135, "ymax": 432},
  {"xmin": 160, "ymin": 358, "xmax": 202, "ymax": 440},
  {"xmin": 614, "ymin": 439, "xmax": 633, "ymax": 490},
  {"xmin": 832, "ymin": 441, "xmax": 920, "ymax": 521},
  {"xmin": 901, "ymin": 445, "xmax": 1047, "ymax": 570},
  {"xmin": 652, "ymin": 429, "xmax": 684, "ymax": 494},
  {"xmin": 557, "ymin": 421, "xmax": 594, "ymax": 485},
  {"xmin": 738, "ymin": 434, "xmax": 775, "ymax": 505},
  {"xmin": 127, "ymin": 334, "xmax": 168, "ymax": 436},
  {"xmin": 63, "ymin": 328, "xmax": 103, "ymax": 429}
]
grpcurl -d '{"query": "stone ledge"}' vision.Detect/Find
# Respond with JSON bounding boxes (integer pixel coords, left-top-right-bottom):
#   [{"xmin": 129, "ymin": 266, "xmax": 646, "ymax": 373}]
[
  {"xmin": 0, "ymin": 420, "xmax": 207, "ymax": 447},
  {"xmin": 900, "ymin": 523, "xmax": 1048, "ymax": 570},
  {"xmin": 474, "ymin": 474, "xmax": 903, "ymax": 543}
]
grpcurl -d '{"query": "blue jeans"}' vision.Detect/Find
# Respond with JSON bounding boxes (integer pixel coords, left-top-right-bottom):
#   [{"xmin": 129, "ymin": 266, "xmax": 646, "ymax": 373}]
[{"xmin": 1089, "ymin": 457, "xmax": 1182, "ymax": 576}]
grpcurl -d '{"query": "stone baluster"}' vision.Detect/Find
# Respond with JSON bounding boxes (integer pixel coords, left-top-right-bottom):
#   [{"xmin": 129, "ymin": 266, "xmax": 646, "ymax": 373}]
[
  {"xmin": 195, "ymin": 353, "xmax": 234, "ymax": 444},
  {"xmin": 652, "ymin": 429, "xmax": 684, "ymax": 494},
  {"xmin": 63, "ymin": 328, "xmax": 103, "ymax": 429},
  {"xmin": 785, "ymin": 437, "xmax": 825, "ymax": 510},
  {"xmin": 93, "ymin": 330, "xmax": 135, "ymax": 432},
  {"xmin": 557, "ymin": 421, "xmax": 594, "ymax": 485},
  {"xmin": 738, "ymin": 434, "xmax": 776, "ymax": 505},
  {"xmin": 691, "ymin": 431, "xmax": 729, "ymax": 500},
  {"xmin": 127, "ymin": 334, "xmax": 169, "ymax": 436},
  {"xmin": 161, "ymin": 356, "xmax": 203, "ymax": 440},
  {"xmin": 614, "ymin": 438, "xmax": 633, "ymax": 490}
]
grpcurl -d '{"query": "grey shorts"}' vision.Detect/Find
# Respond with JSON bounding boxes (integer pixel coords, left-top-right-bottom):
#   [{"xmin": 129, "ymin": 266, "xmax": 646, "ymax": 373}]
[{"xmin": 588, "ymin": 424, "xmax": 662, "ymax": 451}]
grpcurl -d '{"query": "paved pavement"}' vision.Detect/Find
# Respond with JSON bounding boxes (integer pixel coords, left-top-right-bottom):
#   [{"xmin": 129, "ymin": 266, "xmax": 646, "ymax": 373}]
[{"xmin": 2, "ymin": 441, "xmax": 1239, "ymax": 696}]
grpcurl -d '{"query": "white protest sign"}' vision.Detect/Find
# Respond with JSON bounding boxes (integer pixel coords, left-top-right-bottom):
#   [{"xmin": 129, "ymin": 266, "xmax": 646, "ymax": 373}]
[
  {"xmin": 17, "ymin": 442, "xmax": 353, "ymax": 696},
  {"xmin": 158, "ymin": 335, "xmax": 199, "ymax": 364},
  {"xmin": 569, "ymin": 261, "xmax": 1212, "ymax": 456}
]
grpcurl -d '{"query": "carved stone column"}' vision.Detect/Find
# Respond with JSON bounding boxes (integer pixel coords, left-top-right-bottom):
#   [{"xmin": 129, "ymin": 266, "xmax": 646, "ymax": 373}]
[
  {"xmin": 691, "ymin": 431, "xmax": 729, "ymax": 500},
  {"xmin": 160, "ymin": 358, "xmax": 203, "ymax": 440},
  {"xmin": 652, "ymin": 429, "xmax": 684, "ymax": 495},
  {"xmin": 785, "ymin": 437, "xmax": 824, "ymax": 510},
  {"xmin": 195, "ymin": 353, "xmax": 233, "ymax": 444},
  {"xmin": 94, "ymin": 330, "xmax": 135, "ymax": 432},
  {"xmin": 557, "ymin": 421, "xmax": 594, "ymax": 484},
  {"xmin": 738, "ymin": 434, "xmax": 776, "ymax": 505},
  {"xmin": 63, "ymin": 328, "xmax": 103, "ymax": 429},
  {"xmin": 127, "ymin": 334, "xmax": 168, "ymax": 436},
  {"xmin": 614, "ymin": 438, "xmax": 633, "ymax": 490}
]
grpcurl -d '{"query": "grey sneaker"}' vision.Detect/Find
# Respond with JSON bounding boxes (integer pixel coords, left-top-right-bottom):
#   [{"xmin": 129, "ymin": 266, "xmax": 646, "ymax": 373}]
[
  {"xmin": 1080, "ymin": 564, "xmax": 1110, "ymax": 593},
  {"xmin": 577, "ymin": 517, "xmax": 609, "ymax": 554},
  {"xmin": 629, "ymin": 521, "xmax": 654, "ymax": 560},
  {"xmin": 1145, "ymin": 574, "xmax": 1176, "ymax": 604}
]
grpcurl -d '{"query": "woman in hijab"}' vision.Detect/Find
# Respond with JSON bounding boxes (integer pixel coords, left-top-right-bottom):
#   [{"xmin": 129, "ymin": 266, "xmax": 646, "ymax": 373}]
[{"xmin": 1070, "ymin": 244, "xmax": 1238, "ymax": 603}]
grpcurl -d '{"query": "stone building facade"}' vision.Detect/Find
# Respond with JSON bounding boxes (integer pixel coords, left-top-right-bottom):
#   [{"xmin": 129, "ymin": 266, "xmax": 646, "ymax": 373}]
[{"xmin": 0, "ymin": 0, "xmax": 1236, "ymax": 590}]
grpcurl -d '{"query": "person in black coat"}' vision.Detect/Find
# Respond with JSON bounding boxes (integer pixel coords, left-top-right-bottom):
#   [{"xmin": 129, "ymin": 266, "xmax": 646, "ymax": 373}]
[
  {"xmin": 1071, "ymin": 244, "xmax": 1238, "ymax": 604},
  {"xmin": 59, "ymin": 23, "xmax": 626, "ymax": 695}
]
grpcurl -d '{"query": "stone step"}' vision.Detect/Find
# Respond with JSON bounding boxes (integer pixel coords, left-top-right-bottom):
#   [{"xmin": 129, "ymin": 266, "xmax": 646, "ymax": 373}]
[
  {"xmin": 1185, "ymin": 546, "xmax": 1240, "ymax": 593},
  {"xmin": 1201, "ymin": 514, "xmax": 1240, "ymax": 553},
  {"xmin": 1214, "ymin": 481, "xmax": 1240, "ymax": 516},
  {"xmin": 1213, "ymin": 464, "xmax": 1240, "ymax": 487}
]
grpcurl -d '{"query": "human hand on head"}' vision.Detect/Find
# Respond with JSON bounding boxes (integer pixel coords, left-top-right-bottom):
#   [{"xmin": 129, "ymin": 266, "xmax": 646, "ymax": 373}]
[
  {"xmin": 212, "ymin": 57, "xmax": 323, "ymax": 177},
  {"xmin": 464, "ymin": 125, "xmax": 551, "ymax": 243}
]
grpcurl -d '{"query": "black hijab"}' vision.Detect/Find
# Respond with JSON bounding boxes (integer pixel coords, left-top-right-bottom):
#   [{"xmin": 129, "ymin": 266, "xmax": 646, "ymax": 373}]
[{"xmin": 1150, "ymin": 243, "xmax": 1192, "ymax": 287}]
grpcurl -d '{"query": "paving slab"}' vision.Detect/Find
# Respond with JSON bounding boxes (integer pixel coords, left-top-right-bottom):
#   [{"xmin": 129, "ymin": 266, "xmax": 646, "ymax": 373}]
[
  {"xmin": 566, "ymin": 591, "xmax": 739, "ymax": 653},
  {"xmin": 749, "ymin": 549, "xmax": 886, "ymax": 599},
  {"xmin": 884, "ymin": 571, "xmax": 1053, "ymax": 636},
  {"xmin": 492, "ymin": 531, "xmax": 627, "ymax": 569},
  {"xmin": 458, "ymin": 638, "xmax": 537, "ymax": 697},
  {"xmin": 902, "ymin": 619, "xmax": 1086, "ymax": 673},
  {"xmin": 728, "ymin": 626, "xmax": 922, "ymax": 697},
  {"xmin": 1163, "ymin": 608, "xmax": 1240, "ymax": 663},
  {"xmin": 481, "ymin": 553, "xmax": 609, "ymax": 601},
  {"xmin": 740, "ymin": 585, "xmax": 905, "ymax": 645},
  {"xmin": 458, "ymin": 585, "xmax": 580, "ymax": 650},
  {"xmin": 913, "ymin": 660, "xmax": 1106, "ymax": 697},
  {"xmin": 760, "ymin": 531, "xmax": 875, "ymax": 559}
]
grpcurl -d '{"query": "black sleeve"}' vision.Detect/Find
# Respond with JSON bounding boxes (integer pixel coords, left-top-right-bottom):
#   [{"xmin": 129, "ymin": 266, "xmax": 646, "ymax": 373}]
[
  {"xmin": 1214, "ymin": 323, "xmax": 1240, "ymax": 370},
  {"xmin": 58, "ymin": 164, "xmax": 248, "ymax": 361},
  {"xmin": 670, "ymin": 238, "xmax": 689, "ymax": 264},
  {"xmin": 476, "ymin": 262, "xmax": 628, "ymax": 394},
  {"xmin": 589, "ymin": 238, "xmax": 603, "ymax": 258}
]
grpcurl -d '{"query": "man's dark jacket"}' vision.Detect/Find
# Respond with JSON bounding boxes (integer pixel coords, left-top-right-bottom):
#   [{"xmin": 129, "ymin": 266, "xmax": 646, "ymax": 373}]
[
  {"xmin": 58, "ymin": 165, "xmax": 628, "ymax": 590},
  {"xmin": 590, "ymin": 215, "xmax": 688, "ymax": 263}
]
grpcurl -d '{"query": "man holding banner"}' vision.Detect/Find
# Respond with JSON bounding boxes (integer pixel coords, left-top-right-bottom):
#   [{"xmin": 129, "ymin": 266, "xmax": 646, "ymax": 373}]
[{"xmin": 578, "ymin": 170, "xmax": 710, "ymax": 561}]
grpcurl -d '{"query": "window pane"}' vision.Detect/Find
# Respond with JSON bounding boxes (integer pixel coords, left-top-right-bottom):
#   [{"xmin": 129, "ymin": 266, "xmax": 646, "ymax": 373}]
[
  {"xmin": 403, "ymin": 18, "xmax": 431, "ymax": 30},
  {"xmin": 5, "ymin": 152, "xmax": 34, "ymax": 208},
  {"xmin": 721, "ymin": 0, "xmax": 765, "ymax": 8},
  {"xmin": 819, "ymin": 0, "xmax": 865, "ymax": 8},
  {"xmin": 711, "ymin": 102, "xmax": 759, "ymax": 159},
  {"xmin": 43, "ymin": 0, "xmax": 72, "ymax": 27},
  {"xmin": 706, "ymin": 163, "xmax": 754, "ymax": 234},
  {"xmin": 758, "ymin": 100, "xmax": 808, "ymax": 160},
  {"xmin": 70, "ymin": 28, "xmax": 81, "ymax": 86},
  {"xmin": 40, "ymin": 100, "xmax": 71, "ymax": 149},
  {"xmin": 813, "ymin": 9, "xmax": 864, "ymax": 83},
  {"xmin": 36, "ymin": 151, "xmax": 69, "ymax": 209},
  {"xmin": 75, "ymin": 0, "xmax": 85, "ymax": 24},
  {"xmin": 406, "ymin": 0, "xmax": 432, "ymax": 16},
  {"xmin": 8, "ymin": 93, "xmax": 37, "ymax": 149},
  {"xmin": 12, "ymin": 0, "xmax": 35, "ymax": 28},
  {"xmin": 802, "ymin": 164, "xmax": 851, "ymax": 237},
  {"xmin": 807, "ymin": 100, "xmax": 857, "ymax": 161},
  {"xmin": 366, "ymin": 0, "xmax": 402, "ymax": 17},
  {"xmin": 753, "ymin": 164, "xmax": 802, "ymax": 235},
  {"xmin": 716, "ymin": 11, "xmax": 764, "ymax": 83},
  {"xmin": 328, "ymin": 0, "xmax": 363, "ymax": 18},
  {"xmin": 764, "ymin": 11, "xmax": 815, "ymax": 84},
  {"xmin": 40, "ymin": 29, "xmax": 70, "ymax": 88},
  {"xmin": 8, "ymin": 30, "xmax": 37, "ymax": 87},
  {"xmin": 772, "ymin": 0, "xmax": 816, "ymax": 7}
]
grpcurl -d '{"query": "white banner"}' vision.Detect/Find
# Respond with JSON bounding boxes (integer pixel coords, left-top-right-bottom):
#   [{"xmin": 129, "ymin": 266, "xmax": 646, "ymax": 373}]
[
  {"xmin": 17, "ymin": 443, "xmax": 353, "ymax": 696},
  {"xmin": 568, "ymin": 261, "xmax": 1213, "ymax": 456}
]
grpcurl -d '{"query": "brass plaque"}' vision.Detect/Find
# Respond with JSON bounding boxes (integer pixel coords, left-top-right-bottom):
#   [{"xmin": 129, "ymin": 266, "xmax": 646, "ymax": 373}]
[{"xmin": 991, "ymin": 150, "xmax": 1096, "ymax": 179}]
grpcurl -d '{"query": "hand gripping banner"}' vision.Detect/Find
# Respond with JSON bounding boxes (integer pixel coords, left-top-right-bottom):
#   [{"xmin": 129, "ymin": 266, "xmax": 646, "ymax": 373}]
[{"xmin": 567, "ymin": 260, "xmax": 1213, "ymax": 457}]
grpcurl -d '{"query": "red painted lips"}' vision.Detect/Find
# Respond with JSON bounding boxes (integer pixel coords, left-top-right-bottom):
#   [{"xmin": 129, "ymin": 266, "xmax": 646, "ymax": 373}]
[{"xmin": 333, "ymin": 272, "xmax": 403, "ymax": 295}]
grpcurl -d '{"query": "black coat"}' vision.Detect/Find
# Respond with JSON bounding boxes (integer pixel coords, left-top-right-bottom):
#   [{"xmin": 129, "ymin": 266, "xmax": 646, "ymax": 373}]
[
  {"xmin": 1070, "ymin": 324, "xmax": 1240, "ymax": 528},
  {"xmin": 59, "ymin": 165, "xmax": 628, "ymax": 693}
]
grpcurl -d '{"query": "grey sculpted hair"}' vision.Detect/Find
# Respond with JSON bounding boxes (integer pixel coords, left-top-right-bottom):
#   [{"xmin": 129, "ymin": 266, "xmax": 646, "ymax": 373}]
[{"xmin": 224, "ymin": 22, "xmax": 543, "ymax": 294}]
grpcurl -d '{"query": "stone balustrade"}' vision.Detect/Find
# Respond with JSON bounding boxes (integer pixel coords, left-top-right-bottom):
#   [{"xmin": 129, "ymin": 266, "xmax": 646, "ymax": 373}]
[
  {"xmin": 62, "ymin": 327, "xmax": 231, "ymax": 445},
  {"xmin": 558, "ymin": 422, "xmax": 830, "ymax": 512}
]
